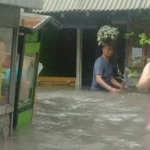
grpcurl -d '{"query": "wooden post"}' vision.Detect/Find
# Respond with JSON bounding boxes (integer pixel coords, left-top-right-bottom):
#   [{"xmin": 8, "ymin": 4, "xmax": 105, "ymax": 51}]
[{"xmin": 75, "ymin": 29, "xmax": 82, "ymax": 89}]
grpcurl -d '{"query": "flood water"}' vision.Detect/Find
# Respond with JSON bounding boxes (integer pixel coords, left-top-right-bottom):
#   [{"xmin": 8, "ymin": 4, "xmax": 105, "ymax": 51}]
[{"xmin": 1, "ymin": 86, "xmax": 150, "ymax": 150}]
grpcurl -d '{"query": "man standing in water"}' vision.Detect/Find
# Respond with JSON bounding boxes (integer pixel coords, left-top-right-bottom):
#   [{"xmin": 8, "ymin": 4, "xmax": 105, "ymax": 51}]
[
  {"xmin": 91, "ymin": 43, "xmax": 125, "ymax": 93},
  {"xmin": 91, "ymin": 25, "xmax": 128, "ymax": 93}
]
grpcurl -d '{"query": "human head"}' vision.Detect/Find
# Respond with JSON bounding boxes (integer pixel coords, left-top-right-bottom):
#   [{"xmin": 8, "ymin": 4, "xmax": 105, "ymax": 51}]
[{"xmin": 102, "ymin": 43, "xmax": 114, "ymax": 58}]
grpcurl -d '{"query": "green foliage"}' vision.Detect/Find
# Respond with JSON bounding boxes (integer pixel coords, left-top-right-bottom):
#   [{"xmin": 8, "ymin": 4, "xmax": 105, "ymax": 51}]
[
  {"xmin": 97, "ymin": 25, "xmax": 119, "ymax": 46},
  {"xmin": 124, "ymin": 30, "xmax": 150, "ymax": 46},
  {"xmin": 116, "ymin": 64, "xmax": 125, "ymax": 83},
  {"xmin": 125, "ymin": 68, "xmax": 138, "ymax": 78},
  {"xmin": 124, "ymin": 30, "xmax": 150, "ymax": 86},
  {"xmin": 125, "ymin": 67, "xmax": 139, "ymax": 87},
  {"xmin": 139, "ymin": 33, "xmax": 150, "ymax": 45},
  {"xmin": 124, "ymin": 29, "xmax": 145, "ymax": 47},
  {"xmin": 116, "ymin": 28, "xmax": 150, "ymax": 86},
  {"xmin": 124, "ymin": 32, "xmax": 134, "ymax": 39}
]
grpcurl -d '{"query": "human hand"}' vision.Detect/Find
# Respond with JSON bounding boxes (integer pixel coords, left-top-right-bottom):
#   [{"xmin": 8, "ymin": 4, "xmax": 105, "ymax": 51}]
[
  {"xmin": 109, "ymin": 87, "xmax": 120, "ymax": 93},
  {"xmin": 122, "ymin": 85, "xmax": 130, "ymax": 90}
]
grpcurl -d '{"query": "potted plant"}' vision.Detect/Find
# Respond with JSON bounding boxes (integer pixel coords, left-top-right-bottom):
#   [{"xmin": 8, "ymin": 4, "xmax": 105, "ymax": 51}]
[
  {"xmin": 97, "ymin": 25, "xmax": 120, "ymax": 46},
  {"xmin": 97, "ymin": 26, "xmax": 126, "ymax": 88}
]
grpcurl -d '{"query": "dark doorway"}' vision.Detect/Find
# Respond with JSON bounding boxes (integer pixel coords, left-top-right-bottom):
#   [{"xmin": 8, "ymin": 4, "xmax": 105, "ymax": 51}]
[
  {"xmin": 55, "ymin": 29, "xmax": 76, "ymax": 77},
  {"xmin": 82, "ymin": 29, "xmax": 97, "ymax": 87}
]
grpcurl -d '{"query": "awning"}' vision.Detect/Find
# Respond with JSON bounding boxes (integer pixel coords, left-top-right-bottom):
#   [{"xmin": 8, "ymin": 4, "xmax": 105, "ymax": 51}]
[
  {"xmin": 0, "ymin": 0, "xmax": 43, "ymax": 9},
  {"xmin": 19, "ymin": 12, "xmax": 61, "ymax": 34}
]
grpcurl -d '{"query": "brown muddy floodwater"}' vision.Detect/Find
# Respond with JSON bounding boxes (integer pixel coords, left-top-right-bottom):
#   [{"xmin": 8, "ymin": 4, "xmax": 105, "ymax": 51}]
[{"xmin": 1, "ymin": 86, "xmax": 150, "ymax": 150}]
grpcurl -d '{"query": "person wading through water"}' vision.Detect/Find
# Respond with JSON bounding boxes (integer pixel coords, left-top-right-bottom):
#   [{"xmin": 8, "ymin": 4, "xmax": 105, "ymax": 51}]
[
  {"xmin": 90, "ymin": 25, "xmax": 128, "ymax": 93},
  {"xmin": 90, "ymin": 43, "xmax": 128, "ymax": 93}
]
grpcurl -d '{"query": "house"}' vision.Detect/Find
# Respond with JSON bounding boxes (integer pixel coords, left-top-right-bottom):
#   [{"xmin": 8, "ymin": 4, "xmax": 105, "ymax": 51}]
[{"xmin": 35, "ymin": 0, "xmax": 150, "ymax": 87}]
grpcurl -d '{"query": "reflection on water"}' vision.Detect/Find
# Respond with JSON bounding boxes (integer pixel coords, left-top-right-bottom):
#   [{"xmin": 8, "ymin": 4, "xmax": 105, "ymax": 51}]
[{"xmin": 1, "ymin": 86, "xmax": 150, "ymax": 150}]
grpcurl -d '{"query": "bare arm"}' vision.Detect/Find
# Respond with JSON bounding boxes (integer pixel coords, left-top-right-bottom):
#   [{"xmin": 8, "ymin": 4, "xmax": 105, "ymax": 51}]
[
  {"xmin": 96, "ymin": 75, "xmax": 119, "ymax": 92},
  {"xmin": 138, "ymin": 62, "xmax": 150, "ymax": 92},
  {"xmin": 110, "ymin": 77, "xmax": 122, "ymax": 89}
]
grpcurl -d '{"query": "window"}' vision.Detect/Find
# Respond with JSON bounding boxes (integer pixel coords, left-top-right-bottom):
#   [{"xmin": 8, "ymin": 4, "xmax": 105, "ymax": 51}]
[{"xmin": 19, "ymin": 53, "xmax": 36, "ymax": 105}]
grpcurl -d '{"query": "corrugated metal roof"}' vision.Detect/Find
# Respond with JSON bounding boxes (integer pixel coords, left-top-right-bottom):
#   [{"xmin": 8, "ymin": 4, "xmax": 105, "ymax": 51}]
[
  {"xmin": 0, "ymin": 0, "xmax": 43, "ymax": 9},
  {"xmin": 35, "ymin": 0, "xmax": 82, "ymax": 13},
  {"xmin": 79, "ymin": 0, "xmax": 150, "ymax": 11},
  {"xmin": 35, "ymin": 0, "xmax": 150, "ymax": 13}
]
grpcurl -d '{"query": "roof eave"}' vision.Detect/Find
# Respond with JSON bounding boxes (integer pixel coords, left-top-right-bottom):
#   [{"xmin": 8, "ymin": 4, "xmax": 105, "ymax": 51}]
[{"xmin": 0, "ymin": 0, "xmax": 43, "ymax": 9}]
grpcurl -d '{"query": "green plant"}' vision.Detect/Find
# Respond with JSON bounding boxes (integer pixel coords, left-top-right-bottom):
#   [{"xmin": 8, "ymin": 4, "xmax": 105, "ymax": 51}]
[
  {"xmin": 124, "ymin": 29, "xmax": 150, "ymax": 87},
  {"xmin": 124, "ymin": 29, "xmax": 144, "ymax": 47},
  {"xmin": 115, "ymin": 64, "xmax": 125, "ymax": 83},
  {"xmin": 139, "ymin": 33, "xmax": 150, "ymax": 45},
  {"xmin": 97, "ymin": 25, "xmax": 119, "ymax": 46},
  {"xmin": 125, "ymin": 67, "xmax": 139, "ymax": 87},
  {"xmin": 125, "ymin": 68, "xmax": 138, "ymax": 78},
  {"xmin": 124, "ymin": 32, "xmax": 134, "ymax": 39}
]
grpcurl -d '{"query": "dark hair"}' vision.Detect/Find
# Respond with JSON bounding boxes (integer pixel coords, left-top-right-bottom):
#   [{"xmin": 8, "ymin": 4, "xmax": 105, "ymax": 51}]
[{"xmin": 103, "ymin": 41, "xmax": 116, "ymax": 47}]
